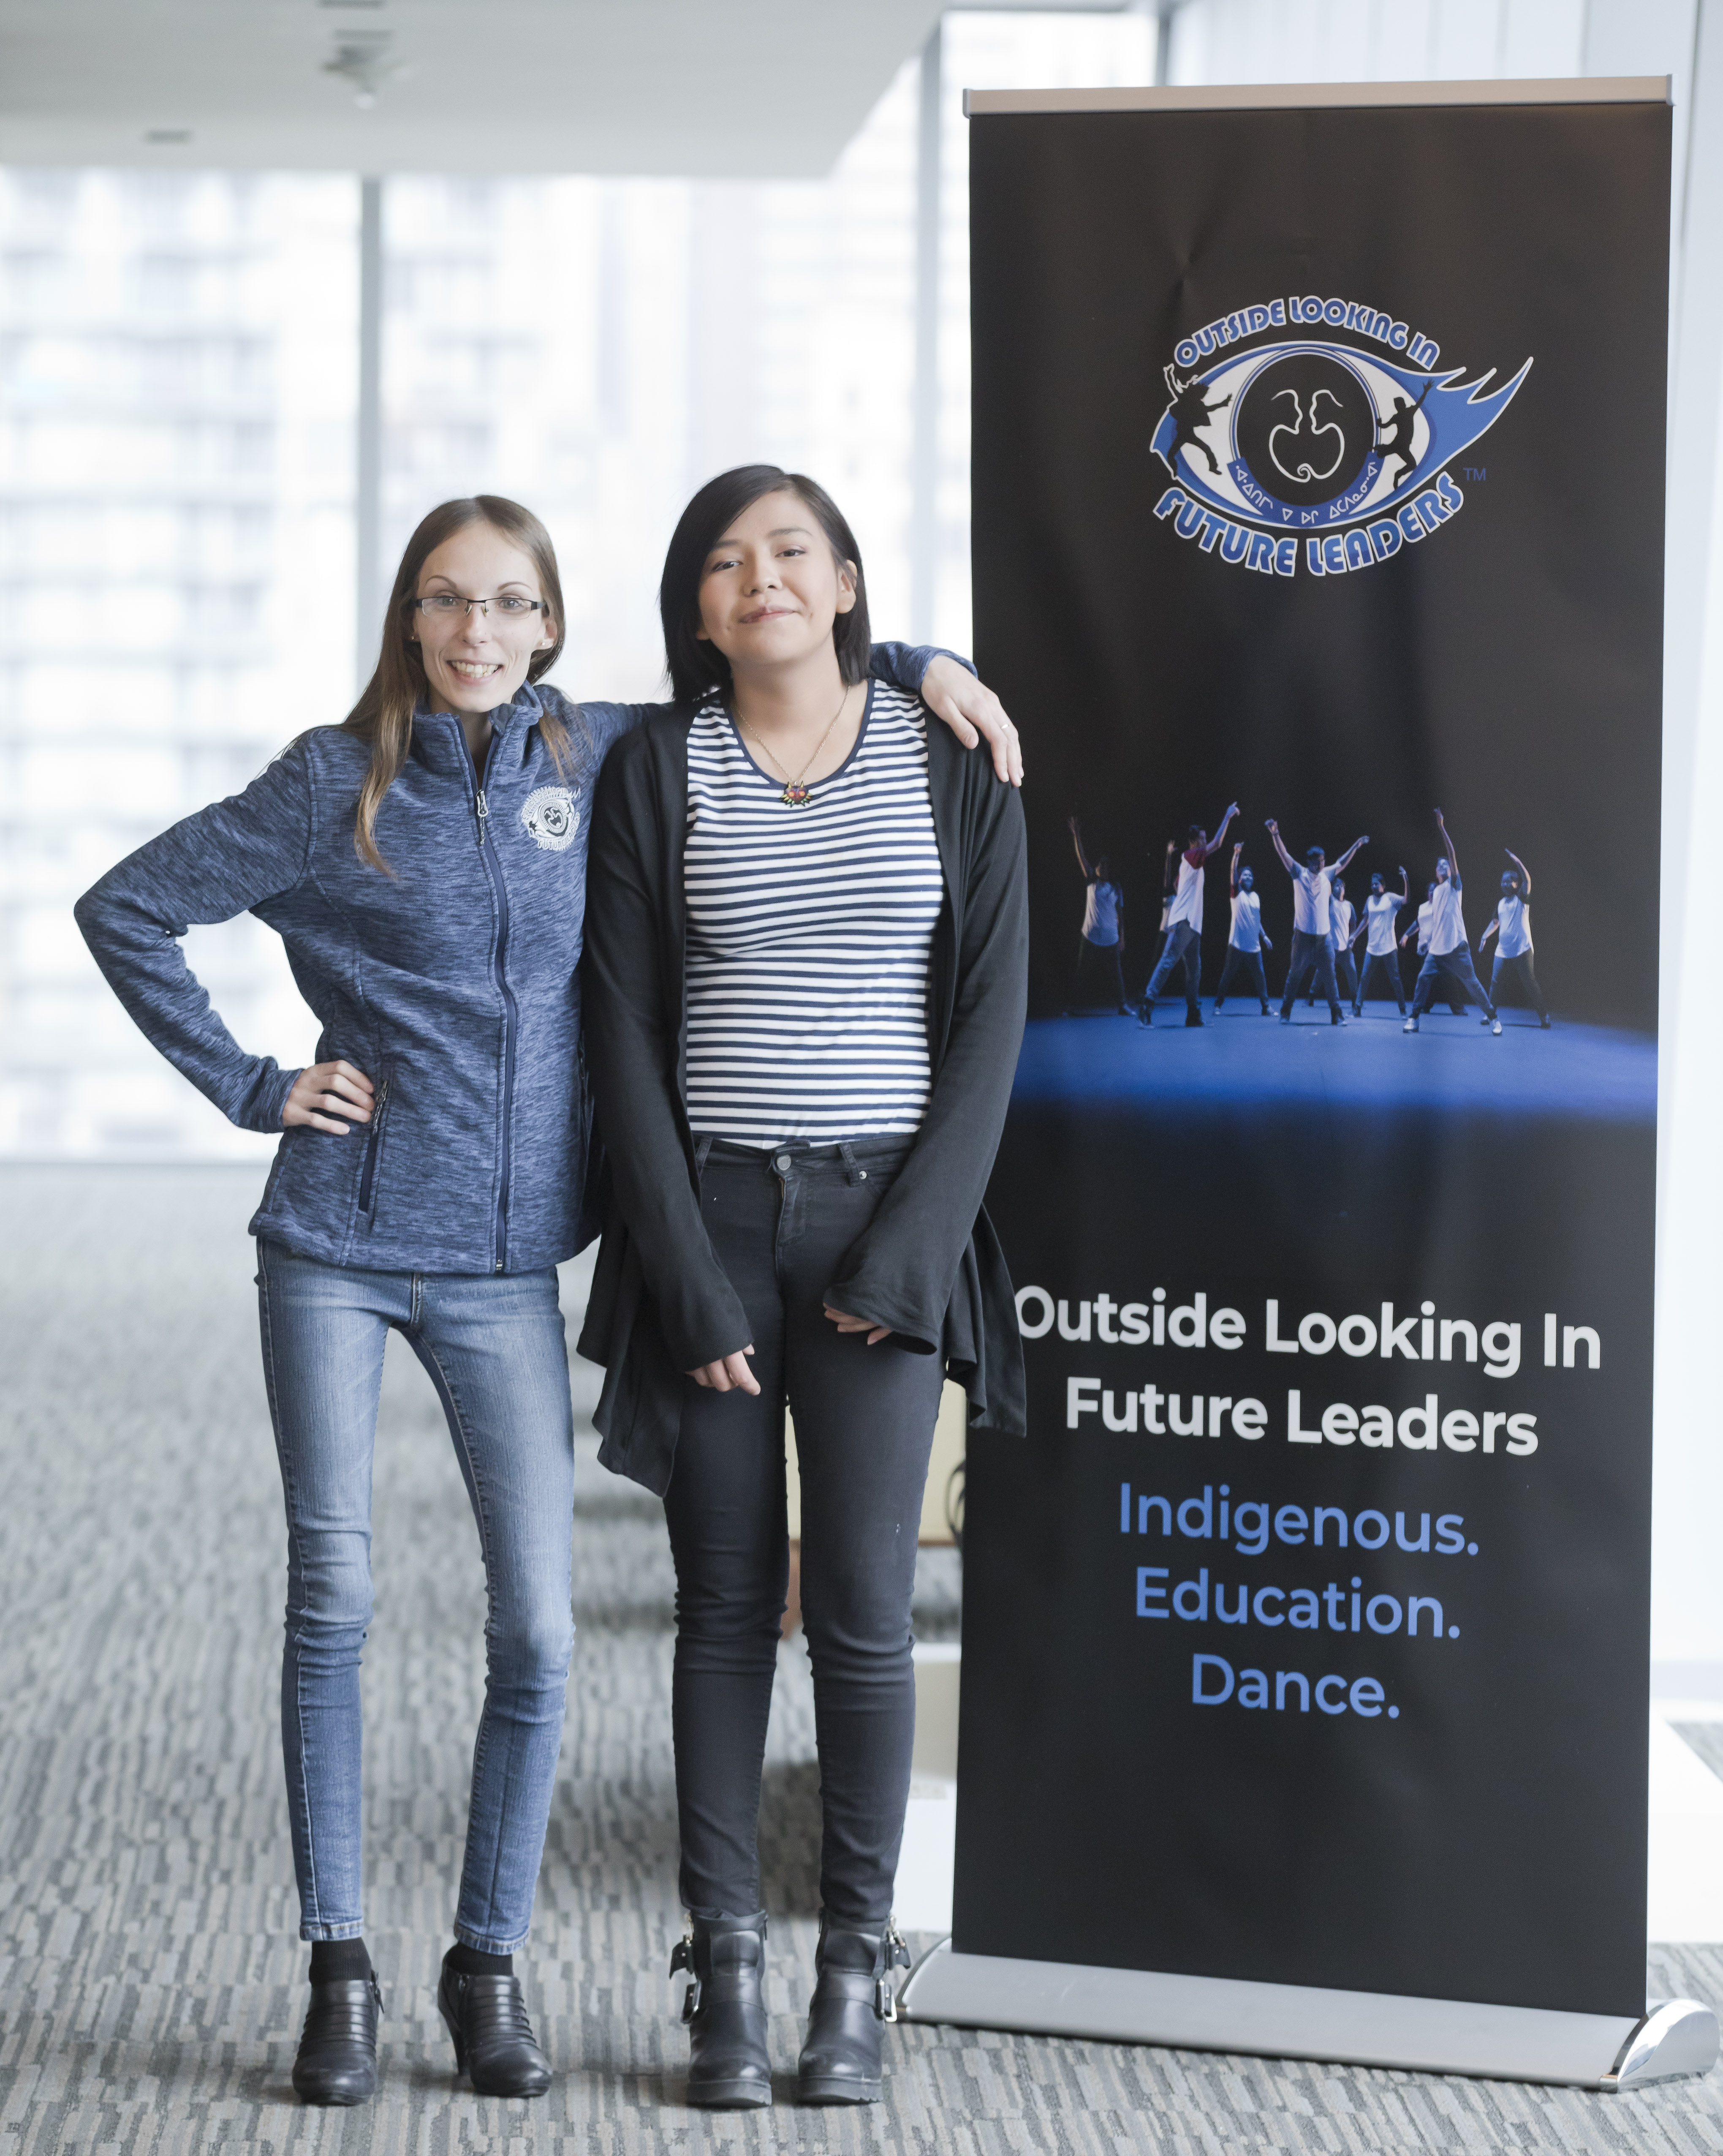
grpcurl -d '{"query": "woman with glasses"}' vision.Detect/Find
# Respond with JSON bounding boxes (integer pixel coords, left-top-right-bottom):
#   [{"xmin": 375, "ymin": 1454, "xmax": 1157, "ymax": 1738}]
[
  {"xmin": 581, "ymin": 467, "xmax": 1028, "ymax": 2110},
  {"xmin": 74, "ymin": 493, "xmax": 1018, "ymax": 2109}
]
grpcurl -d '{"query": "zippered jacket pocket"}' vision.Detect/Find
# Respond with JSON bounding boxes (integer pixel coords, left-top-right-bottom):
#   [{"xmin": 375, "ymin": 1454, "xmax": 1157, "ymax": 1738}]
[{"xmin": 358, "ymin": 1065, "xmax": 393, "ymax": 1221}]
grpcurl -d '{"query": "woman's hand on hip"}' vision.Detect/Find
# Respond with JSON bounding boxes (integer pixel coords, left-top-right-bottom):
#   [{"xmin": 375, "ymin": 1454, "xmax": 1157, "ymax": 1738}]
[
  {"xmin": 687, "ymin": 1347, "xmax": 760, "ymax": 1395},
  {"xmin": 283, "ymin": 1059, "xmax": 374, "ymax": 1134},
  {"xmin": 825, "ymin": 1306, "xmax": 894, "ymax": 1348},
  {"xmin": 921, "ymin": 655, "xmax": 1024, "ymax": 788}
]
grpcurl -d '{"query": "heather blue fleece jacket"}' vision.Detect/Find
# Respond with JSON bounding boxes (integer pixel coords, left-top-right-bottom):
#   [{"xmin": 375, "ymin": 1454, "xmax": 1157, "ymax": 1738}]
[{"xmin": 74, "ymin": 648, "xmax": 949, "ymax": 1275}]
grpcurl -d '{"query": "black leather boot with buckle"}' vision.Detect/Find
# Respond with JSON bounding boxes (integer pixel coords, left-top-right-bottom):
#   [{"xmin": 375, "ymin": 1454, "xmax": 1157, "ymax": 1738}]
[
  {"xmin": 670, "ymin": 1912, "xmax": 772, "ymax": 2108},
  {"xmin": 795, "ymin": 1915, "xmax": 911, "ymax": 2105}
]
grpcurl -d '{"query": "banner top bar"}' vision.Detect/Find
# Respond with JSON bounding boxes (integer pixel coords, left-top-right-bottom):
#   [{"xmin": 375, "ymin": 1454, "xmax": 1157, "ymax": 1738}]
[{"xmin": 963, "ymin": 78, "xmax": 1671, "ymax": 117}]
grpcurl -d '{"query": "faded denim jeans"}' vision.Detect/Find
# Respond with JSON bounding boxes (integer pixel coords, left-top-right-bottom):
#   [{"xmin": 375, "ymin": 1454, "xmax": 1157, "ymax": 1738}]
[{"xmin": 256, "ymin": 1241, "xmax": 575, "ymax": 1950}]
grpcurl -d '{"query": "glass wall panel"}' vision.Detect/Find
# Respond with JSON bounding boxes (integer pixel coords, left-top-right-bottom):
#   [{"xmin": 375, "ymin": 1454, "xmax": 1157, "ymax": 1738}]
[{"xmin": 0, "ymin": 172, "xmax": 356, "ymax": 1157}]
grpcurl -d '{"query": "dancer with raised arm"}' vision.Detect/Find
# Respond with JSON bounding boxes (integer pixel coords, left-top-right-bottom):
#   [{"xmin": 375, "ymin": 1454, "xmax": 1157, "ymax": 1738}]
[
  {"xmin": 1159, "ymin": 363, "xmax": 1234, "ymax": 477},
  {"xmin": 1065, "ymin": 816, "xmax": 1128, "ymax": 1014},
  {"xmin": 1138, "ymin": 802, "xmax": 1237, "ymax": 1027},
  {"xmin": 1402, "ymin": 886, "xmax": 1469, "ymax": 1015},
  {"xmin": 581, "ymin": 467, "xmax": 1027, "ymax": 2112},
  {"xmin": 1479, "ymin": 849, "xmax": 1551, "ymax": 1026},
  {"xmin": 1375, "ymin": 378, "xmax": 1434, "ymax": 491},
  {"xmin": 72, "ymin": 493, "xmax": 1017, "ymax": 2111},
  {"xmin": 1354, "ymin": 868, "xmax": 1410, "ymax": 1016},
  {"xmin": 1267, "ymin": 820, "xmax": 1365, "ymax": 1025},
  {"xmin": 1405, "ymin": 809, "xmax": 1502, "ymax": 1033},
  {"xmin": 1212, "ymin": 846, "xmax": 1272, "ymax": 1013}
]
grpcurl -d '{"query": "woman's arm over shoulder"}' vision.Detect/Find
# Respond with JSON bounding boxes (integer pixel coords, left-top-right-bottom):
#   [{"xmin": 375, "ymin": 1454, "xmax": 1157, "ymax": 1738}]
[
  {"xmin": 582, "ymin": 723, "xmax": 751, "ymax": 1368},
  {"xmin": 547, "ymin": 642, "xmax": 982, "ymax": 752},
  {"xmin": 901, "ymin": 646, "xmax": 1023, "ymax": 787},
  {"xmin": 553, "ymin": 648, "xmax": 1020, "ymax": 787},
  {"xmin": 533, "ymin": 683, "xmax": 644, "ymax": 787},
  {"xmin": 73, "ymin": 743, "xmax": 318, "ymax": 1131},
  {"xmin": 870, "ymin": 641, "xmax": 975, "ymax": 689}
]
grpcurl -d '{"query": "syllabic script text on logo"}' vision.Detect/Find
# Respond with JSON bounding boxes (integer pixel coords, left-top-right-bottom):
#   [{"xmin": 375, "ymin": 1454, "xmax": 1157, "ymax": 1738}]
[{"xmin": 1151, "ymin": 295, "xmax": 1530, "ymax": 577}]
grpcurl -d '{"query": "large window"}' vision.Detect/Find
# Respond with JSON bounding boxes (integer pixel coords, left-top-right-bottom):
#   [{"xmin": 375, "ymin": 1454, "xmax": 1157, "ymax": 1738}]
[
  {"xmin": 0, "ymin": 172, "xmax": 356, "ymax": 1157},
  {"xmin": 0, "ymin": 5, "xmax": 1613, "ymax": 1161}
]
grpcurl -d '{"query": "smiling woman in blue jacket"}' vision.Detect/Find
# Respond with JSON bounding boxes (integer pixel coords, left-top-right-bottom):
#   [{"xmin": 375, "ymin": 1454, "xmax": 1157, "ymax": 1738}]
[{"xmin": 73, "ymin": 493, "xmax": 1015, "ymax": 2110}]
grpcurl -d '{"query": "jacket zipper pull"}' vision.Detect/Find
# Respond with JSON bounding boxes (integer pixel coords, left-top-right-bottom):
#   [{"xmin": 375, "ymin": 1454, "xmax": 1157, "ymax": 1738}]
[{"xmin": 476, "ymin": 789, "xmax": 489, "ymax": 846}]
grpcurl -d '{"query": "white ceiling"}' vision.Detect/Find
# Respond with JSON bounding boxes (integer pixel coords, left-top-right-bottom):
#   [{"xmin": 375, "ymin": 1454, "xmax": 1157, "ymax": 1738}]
[{"xmin": 0, "ymin": 0, "xmax": 952, "ymax": 177}]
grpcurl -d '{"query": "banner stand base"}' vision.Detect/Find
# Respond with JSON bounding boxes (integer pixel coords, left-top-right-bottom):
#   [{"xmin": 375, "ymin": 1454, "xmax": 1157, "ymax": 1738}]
[{"xmin": 898, "ymin": 1939, "xmax": 1717, "ymax": 2090}]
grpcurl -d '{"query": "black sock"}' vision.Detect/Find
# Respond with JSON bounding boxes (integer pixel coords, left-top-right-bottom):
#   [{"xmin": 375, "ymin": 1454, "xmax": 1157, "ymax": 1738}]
[
  {"xmin": 447, "ymin": 1942, "xmax": 513, "ymax": 1978},
  {"xmin": 309, "ymin": 1938, "xmax": 372, "ymax": 1985}
]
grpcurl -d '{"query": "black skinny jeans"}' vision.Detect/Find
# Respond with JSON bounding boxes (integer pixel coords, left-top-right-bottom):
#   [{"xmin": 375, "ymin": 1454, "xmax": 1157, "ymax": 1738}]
[{"xmin": 663, "ymin": 1138, "xmax": 946, "ymax": 1927}]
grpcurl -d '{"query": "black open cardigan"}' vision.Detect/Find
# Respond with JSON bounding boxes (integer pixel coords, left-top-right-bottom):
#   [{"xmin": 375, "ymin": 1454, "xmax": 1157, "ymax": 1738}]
[{"xmin": 576, "ymin": 700, "xmax": 1029, "ymax": 1496}]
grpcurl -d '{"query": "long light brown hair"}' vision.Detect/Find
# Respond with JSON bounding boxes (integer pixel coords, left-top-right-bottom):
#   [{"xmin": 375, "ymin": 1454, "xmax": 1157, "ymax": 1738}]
[{"xmin": 341, "ymin": 495, "xmax": 573, "ymax": 871}]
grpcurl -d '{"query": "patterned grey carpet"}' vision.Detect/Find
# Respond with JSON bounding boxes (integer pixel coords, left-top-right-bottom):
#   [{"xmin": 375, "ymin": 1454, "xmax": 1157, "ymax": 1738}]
[{"xmin": 3, "ymin": 1162, "xmax": 1722, "ymax": 2154}]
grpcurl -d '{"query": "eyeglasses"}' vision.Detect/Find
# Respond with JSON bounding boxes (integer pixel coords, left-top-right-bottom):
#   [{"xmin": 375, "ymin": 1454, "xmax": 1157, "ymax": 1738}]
[{"xmin": 410, "ymin": 593, "xmax": 546, "ymax": 621}]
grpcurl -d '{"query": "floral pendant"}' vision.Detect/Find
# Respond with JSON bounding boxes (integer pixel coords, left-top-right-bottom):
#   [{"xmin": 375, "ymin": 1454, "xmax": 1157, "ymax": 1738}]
[{"xmin": 781, "ymin": 783, "xmax": 812, "ymax": 807}]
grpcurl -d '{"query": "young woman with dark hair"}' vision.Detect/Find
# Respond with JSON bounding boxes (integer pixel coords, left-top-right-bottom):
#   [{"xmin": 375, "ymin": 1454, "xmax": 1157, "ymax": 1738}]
[
  {"xmin": 74, "ymin": 492, "xmax": 1016, "ymax": 2109},
  {"xmin": 581, "ymin": 466, "xmax": 1028, "ymax": 2110}
]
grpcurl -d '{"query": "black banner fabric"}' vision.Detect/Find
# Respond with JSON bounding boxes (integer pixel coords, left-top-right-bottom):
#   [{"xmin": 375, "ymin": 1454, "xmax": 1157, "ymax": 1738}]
[{"xmin": 958, "ymin": 97, "xmax": 1669, "ymax": 2020}]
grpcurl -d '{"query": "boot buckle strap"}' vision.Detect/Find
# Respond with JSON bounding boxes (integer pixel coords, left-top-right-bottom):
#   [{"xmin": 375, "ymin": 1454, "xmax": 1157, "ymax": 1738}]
[
  {"xmin": 680, "ymin": 1977, "xmax": 702, "ymax": 2023},
  {"xmin": 879, "ymin": 1921, "xmax": 910, "ymax": 2021}
]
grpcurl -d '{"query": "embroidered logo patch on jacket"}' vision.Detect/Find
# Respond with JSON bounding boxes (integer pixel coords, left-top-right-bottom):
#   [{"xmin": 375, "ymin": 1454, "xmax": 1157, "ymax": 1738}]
[{"xmin": 520, "ymin": 785, "xmax": 579, "ymax": 852}]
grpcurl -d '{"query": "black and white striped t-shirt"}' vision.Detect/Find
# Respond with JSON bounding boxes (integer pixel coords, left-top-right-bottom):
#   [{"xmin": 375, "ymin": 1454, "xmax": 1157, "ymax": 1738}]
[{"xmin": 684, "ymin": 683, "xmax": 943, "ymax": 1146}]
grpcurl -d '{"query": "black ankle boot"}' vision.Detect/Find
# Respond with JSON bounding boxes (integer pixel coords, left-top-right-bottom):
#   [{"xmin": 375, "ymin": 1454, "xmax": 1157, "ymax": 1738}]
[
  {"xmin": 795, "ymin": 1916, "xmax": 910, "ymax": 2105},
  {"xmin": 670, "ymin": 1914, "xmax": 772, "ymax": 2108},
  {"xmin": 437, "ymin": 1948, "xmax": 552, "ymax": 2097},
  {"xmin": 292, "ymin": 1973, "xmax": 382, "ymax": 2105}
]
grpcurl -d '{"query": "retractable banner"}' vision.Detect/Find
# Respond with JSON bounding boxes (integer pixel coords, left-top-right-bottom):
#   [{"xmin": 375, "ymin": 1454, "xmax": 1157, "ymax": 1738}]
[{"xmin": 914, "ymin": 82, "xmax": 1685, "ymax": 2081}]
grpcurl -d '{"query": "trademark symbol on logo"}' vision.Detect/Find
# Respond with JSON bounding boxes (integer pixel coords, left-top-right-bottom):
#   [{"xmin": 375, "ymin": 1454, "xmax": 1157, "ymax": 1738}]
[{"xmin": 1463, "ymin": 466, "xmax": 1487, "ymax": 480}]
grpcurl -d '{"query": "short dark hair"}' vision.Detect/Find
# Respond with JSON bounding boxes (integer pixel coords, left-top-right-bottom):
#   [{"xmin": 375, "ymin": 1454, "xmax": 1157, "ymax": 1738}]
[
  {"xmin": 659, "ymin": 464, "xmax": 871, "ymax": 706},
  {"xmin": 1188, "ymin": 824, "xmax": 1204, "ymax": 841}
]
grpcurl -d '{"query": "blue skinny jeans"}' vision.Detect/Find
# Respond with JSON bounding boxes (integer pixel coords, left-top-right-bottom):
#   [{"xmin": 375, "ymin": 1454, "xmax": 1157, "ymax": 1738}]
[{"xmin": 255, "ymin": 1241, "xmax": 576, "ymax": 1950}]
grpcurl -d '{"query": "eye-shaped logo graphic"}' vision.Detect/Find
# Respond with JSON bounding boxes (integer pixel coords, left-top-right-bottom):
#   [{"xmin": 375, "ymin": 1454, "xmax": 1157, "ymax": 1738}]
[
  {"xmin": 1152, "ymin": 338, "xmax": 1530, "ymax": 533},
  {"xmin": 520, "ymin": 784, "xmax": 579, "ymax": 852}
]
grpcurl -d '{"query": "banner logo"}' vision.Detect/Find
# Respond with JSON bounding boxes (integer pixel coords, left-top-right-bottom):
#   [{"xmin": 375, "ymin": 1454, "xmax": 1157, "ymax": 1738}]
[{"xmin": 1151, "ymin": 297, "xmax": 1530, "ymax": 577}]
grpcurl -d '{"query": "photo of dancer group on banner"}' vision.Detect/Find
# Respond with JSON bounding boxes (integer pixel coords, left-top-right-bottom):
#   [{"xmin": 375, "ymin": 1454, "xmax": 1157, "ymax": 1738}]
[{"xmin": 1071, "ymin": 808, "xmax": 1549, "ymax": 1029}]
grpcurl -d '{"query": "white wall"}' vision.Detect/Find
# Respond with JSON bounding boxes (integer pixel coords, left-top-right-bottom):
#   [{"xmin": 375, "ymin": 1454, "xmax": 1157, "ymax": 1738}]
[
  {"xmin": 1169, "ymin": 0, "xmax": 1586, "ymax": 83},
  {"xmin": 1585, "ymin": 0, "xmax": 1723, "ymax": 1678}
]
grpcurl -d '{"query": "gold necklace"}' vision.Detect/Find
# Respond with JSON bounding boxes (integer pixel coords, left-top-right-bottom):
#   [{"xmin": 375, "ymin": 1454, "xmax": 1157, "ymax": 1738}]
[{"xmin": 734, "ymin": 687, "xmax": 851, "ymax": 807}]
